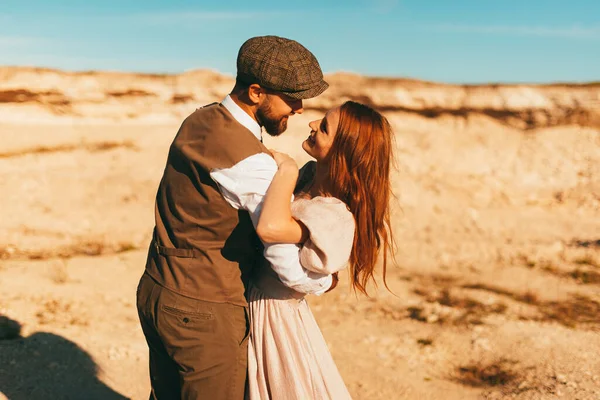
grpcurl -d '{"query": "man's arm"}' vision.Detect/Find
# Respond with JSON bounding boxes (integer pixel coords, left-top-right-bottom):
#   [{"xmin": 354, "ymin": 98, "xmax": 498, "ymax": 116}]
[{"xmin": 210, "ymin": 153, "xmax": 333, "ymax": 295}]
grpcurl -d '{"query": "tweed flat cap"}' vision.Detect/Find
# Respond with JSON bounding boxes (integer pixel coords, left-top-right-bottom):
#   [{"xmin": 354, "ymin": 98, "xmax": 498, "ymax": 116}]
[{"xmin": 236, "ymin": 35, "xmax": 329, "ymax": 100}]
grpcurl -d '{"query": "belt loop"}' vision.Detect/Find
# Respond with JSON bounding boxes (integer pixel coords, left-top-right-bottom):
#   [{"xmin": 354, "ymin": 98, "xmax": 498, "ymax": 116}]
[{"xmin": 152, "ymin": 228, "xmax": 160, "ymax": 254}]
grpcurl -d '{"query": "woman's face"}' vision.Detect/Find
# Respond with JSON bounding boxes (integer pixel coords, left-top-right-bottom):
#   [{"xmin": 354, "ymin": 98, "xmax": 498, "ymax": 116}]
[{"xmin": 302, "ymin": 107, "xmax": 340, "ymax": 162}]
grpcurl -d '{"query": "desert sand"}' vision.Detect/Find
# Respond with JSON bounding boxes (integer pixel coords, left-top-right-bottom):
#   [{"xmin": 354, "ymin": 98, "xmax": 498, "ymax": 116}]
[{"xmin": 0, "ymin": 67, "xmax": 599, "ymax": 399}]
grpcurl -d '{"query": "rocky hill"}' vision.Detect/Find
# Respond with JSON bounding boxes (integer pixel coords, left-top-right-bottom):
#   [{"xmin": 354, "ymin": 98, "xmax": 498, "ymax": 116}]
[{"xmin": 1, "ymin": 67, "xmax": 598, "ymax": 129}]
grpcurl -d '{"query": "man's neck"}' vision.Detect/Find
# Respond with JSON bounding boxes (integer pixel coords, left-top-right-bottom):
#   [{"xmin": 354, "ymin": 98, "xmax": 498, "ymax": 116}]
[{"xmin": 229, "ymin": 93, "xmax": 259, "ymax": 124}]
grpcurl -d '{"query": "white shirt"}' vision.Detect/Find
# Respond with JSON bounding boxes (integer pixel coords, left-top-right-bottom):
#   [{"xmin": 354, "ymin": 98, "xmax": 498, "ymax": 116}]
[{"xmin": 210, "ymin": 95, "xmax": 333, "ymax": 295}]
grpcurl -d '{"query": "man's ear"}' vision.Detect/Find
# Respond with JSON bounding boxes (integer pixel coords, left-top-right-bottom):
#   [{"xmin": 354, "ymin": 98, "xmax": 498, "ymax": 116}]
[{"xmin": 248, "ymin": 84, "xmax": 265, "ymax": 105}]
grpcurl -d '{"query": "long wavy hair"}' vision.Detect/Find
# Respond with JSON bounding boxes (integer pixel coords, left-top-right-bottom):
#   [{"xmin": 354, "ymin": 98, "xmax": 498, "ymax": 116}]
[{"xmin": 323, "ymin": 101, "xmax": 395, "ymax": 295}]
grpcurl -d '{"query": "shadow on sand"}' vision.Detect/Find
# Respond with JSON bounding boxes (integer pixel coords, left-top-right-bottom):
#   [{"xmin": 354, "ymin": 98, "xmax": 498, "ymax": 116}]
[{"xmin": 0, "ymin": 316, "xmax": 129, "ymax": 400}]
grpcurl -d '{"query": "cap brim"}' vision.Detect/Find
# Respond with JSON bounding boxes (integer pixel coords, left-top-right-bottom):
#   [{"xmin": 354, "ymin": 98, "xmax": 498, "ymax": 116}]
[{"xmin": 281, "ymin": 80, "xmax": 329, "ymax": 100}]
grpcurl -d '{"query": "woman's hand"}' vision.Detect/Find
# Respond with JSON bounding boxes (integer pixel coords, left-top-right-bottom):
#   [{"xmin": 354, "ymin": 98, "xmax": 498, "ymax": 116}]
[
  {"xmin": 271, "ymin": 150, "xmax": 298, "ymax": 174},
  {"xmin": 256, "ymin": 149, "xmax": 307, "ymax": 244}
]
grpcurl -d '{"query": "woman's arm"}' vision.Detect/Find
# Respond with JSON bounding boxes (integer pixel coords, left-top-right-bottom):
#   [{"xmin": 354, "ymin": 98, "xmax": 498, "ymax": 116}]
[{"xmin": 256, "ymin": 151, "xmax": 310, "ymax": 244}]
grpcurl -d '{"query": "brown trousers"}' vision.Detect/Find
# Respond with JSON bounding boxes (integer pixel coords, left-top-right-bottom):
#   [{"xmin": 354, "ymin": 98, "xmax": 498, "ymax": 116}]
[{"xmin": 136, "ymin": 273, "xmax": 250, "ymax": 399}]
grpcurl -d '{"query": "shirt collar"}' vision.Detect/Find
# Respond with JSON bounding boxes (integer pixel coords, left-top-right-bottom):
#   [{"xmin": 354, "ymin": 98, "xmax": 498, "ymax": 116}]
[{"xmin": 221, "ymin": 95, "xmax": 262, "ymax": 141}]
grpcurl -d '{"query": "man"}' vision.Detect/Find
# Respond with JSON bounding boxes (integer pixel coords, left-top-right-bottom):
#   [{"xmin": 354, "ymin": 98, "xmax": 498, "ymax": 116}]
[{"xmin": 136, "ymin": 35, "xmax": 333, "ymax": 399}]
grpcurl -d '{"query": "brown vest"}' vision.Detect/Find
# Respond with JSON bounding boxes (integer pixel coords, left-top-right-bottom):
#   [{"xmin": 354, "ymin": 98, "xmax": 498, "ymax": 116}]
[{"xmin": 144, "ymin": 103, "xmax": 269, "ymax": 306}]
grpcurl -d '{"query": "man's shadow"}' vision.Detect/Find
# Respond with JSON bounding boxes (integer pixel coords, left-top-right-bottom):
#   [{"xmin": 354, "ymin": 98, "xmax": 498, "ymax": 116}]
[{"xmin": 0, "ymin": 316, "xmax": 129, "ymax": 400}]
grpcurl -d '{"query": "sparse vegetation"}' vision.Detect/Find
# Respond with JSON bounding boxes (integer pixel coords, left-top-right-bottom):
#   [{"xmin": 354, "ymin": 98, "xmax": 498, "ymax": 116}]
[
  {"xmin": 407, "ymin": 306, "xmax": 427, "ymax": 322},
  {"xmin": 171, "ymin": 94, "xmax": 195, "ymax": 103},
  {"xmin": 573, "ymin": 255, "xmax": 599, "ymax": 268},
  {"xmin": 517, "ymin": 253, "xmax": 537, "ymax": 268},
  {"xmin": 116, "ymin": 242, "xmax": 138, "ymax": 253},
  {"xmin": 35, "ymin": 299, "xmax": 88, "ymax": 327},
  {"xmin": 0, "ymin": 240, "xmax": 140, "ymax": 260},
  {"xmin": 569, "ymin": 269, "xmax": 600, "ymax": 284},
  {"xmin": 439, "ymin": 289, "xmax": 507, "ymax": 325},
  {"xmin": 571, "ymin": 239, "xmax": 600, "ymax": 249},
  {"xmin": 536, "ymin": 262, "xmax": 600, "ymax": 285},
  {"xmin": 409, "ymin": 288, "xmax": 507, "ymax": 326},
  {"xmin": 0, "ymin": 89, "xmax": 69, "ymax": 105},
  {"xmin": 0, "ymin": 141, "xmax": 138, "ymax": 158},
  {"xmin": 461, "ymin": 283, "xmax": 539, "ymax": 304},
  {"xmin": 453, "ymin": 359, "xmax": 519, "ymax": 388},
  {"xmin": 86, "ymin": 141, "xmax": 138, "ymax": 152},
  {"xmin": 105, "ymin": 89, "xmax": 156, "ymax": 97},
  {"xmin": 462, "ymin": 282, "xmax": 600, "ymax": 328},
  {"xmin": 541, "ymin": 295, "xmax": 600, "ymax": 328}
]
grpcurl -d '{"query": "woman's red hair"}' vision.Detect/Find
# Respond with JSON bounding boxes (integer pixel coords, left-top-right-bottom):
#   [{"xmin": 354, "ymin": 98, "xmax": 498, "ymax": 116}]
[{"xmin": 324, "ymin": 101, "xmax": 395, "ymax": 295}]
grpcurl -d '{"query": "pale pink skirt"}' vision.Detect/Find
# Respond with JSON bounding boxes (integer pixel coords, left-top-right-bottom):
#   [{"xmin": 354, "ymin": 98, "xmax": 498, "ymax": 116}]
[{"xmin": 246, "ymin": 283, "xmax": 352, "ymax": 400}]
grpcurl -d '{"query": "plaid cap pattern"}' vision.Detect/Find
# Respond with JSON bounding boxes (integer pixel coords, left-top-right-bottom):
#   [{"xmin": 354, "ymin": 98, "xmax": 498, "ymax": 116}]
[{"xmin": 236, "ymin": 36, "xmax": 329, "ymax": 100}]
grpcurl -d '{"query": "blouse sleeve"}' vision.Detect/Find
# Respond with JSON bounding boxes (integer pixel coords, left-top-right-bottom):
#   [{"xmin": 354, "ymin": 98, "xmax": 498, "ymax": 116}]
[{"xmin": 291, "ymin": 196, "xmax": 355, "ymax": 274}]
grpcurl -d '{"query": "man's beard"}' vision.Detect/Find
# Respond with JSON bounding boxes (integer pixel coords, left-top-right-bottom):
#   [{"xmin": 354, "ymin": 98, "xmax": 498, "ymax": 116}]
[{"xmin": 256, "ymin": 97, "xmax": 288, "ymax": 137}]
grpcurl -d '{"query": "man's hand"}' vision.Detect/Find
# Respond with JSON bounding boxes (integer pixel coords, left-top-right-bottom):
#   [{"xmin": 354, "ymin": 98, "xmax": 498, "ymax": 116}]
[{"xmin": 325, "ymin": 272, "xmax": 339, "ymax": 293}]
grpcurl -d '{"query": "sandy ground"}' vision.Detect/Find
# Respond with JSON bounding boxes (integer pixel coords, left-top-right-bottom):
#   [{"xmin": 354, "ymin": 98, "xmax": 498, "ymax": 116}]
[{"xmin": 1, "ymin": 109, "xmax": 599, "ymax": 399}]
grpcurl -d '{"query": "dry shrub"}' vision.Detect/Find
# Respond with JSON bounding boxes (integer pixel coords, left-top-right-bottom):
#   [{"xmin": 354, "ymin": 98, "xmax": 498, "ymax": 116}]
[
  {"xmin": 573, "ymin": 255, "xmax": 600, "ymax": 268},
  {"xmin": 517, "ymin": 253, "xmax": 537, "ymax": 268},
  {"xmin": 106, "ymin": 89, "xmax": 156, "ymax": 97},
  {"xmin": 35, "ymin": 299, "xmax": 88, "ymax": 327},
  {"xmin": 0, "ymin": 144, "xmax": 77, "ymax": 158},
  {"xmin": 0, "ymin": 89, "xmax": 40, "ymax": 102},
  {"xmin": 0, "ymin": 240, "xmax": 140, "ymax": 260},
  {"xmin": 569, "ymin": 269, "xmax": 600, "ymax": 284},
  {"xmin": 529, "ymin": 262, "xmax": 600, "ymax": 285},
  {"xmin": 541, "ymin": 295, "xmax": 600, "ymax": 328},
  {"xmin": 65, "ymin": 240, "xmax": 140, "ymax": 257},
  {"xmin": 405, "ymin": 272, "xmax": 458, "ymax": 286},
  {"xmin": 85, "ymin": 140, "xmax": 138, "ymax": 152},
  {"xmin": 407, "ymin": 306, "xmax": 427, "ymax": 322},
  {"xmin": 428, "ymin": 274, "xmax": 458, "ymax": 285},
  {"xmin": 453, "ymin": 359, "xmax": 519, "ymax": 388},
  {"xmin": 35, "ymin": 299, "xmax": 71, "ymax": 325},
  {"xmin": 376, "ymin": 304, "xmax": 405, "ymax": 321},
  {"xmin": 412, "ymin": 287, "xmax": 431, "ymax": 297},
  {"xmin": 411, "ymin": 287, "xmax": 507, "ymax": 326},
  {"xmin": 171, "ymin": 94, "xmax": 195, "ymax": 103},
  {"xmin": 417, "ymin": 338, "xmax": 433, "ymax": 346},
  {"xmin": 0, "ymin": 89, "xmax": 69, "ymax": 105},
  {"xmin": 440, "ymin": 290, "xmax": 507, "ymax": 325},
  {"xmin": 571, "ymin": 239, "xmax": 600, "ymax": 249},
  {"xmin": 116, "ymin": 242, "xmax": 138, "ymax": 253},
  {"xmin": 462, "ymin": 283, "xmax": 600, "ymax": 328},
  {"xmin": 461, "ymin": 283, "xmax": 539, "ymax": 304},
  {"xmin": 67, "ymin": 241, "xmax": 105, "ymax": 257},
  {"xmin": 519, "ymin": 291, "xmax": 539, "ymax": 304},
  {"xmin": 0, "ymin": 140, "xmax": 138, "ymax": 158}
]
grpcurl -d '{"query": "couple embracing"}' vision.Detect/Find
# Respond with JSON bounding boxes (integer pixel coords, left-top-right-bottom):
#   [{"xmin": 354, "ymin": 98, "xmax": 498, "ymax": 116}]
[{"xmin": 136, "ymin": 35, "xmax": 394, "ymax": 400}]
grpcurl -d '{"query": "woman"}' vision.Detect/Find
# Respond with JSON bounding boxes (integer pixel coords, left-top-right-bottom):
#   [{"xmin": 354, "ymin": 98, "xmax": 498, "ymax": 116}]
[{"xmin": 247, "ymin": 101, "xmax": 395, "ymax": 399}]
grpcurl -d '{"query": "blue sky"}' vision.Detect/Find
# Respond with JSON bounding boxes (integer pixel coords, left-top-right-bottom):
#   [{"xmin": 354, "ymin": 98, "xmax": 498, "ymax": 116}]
[{"xmin": 0, "ymin": 0, "xmax": 598, "ymax": 83}]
